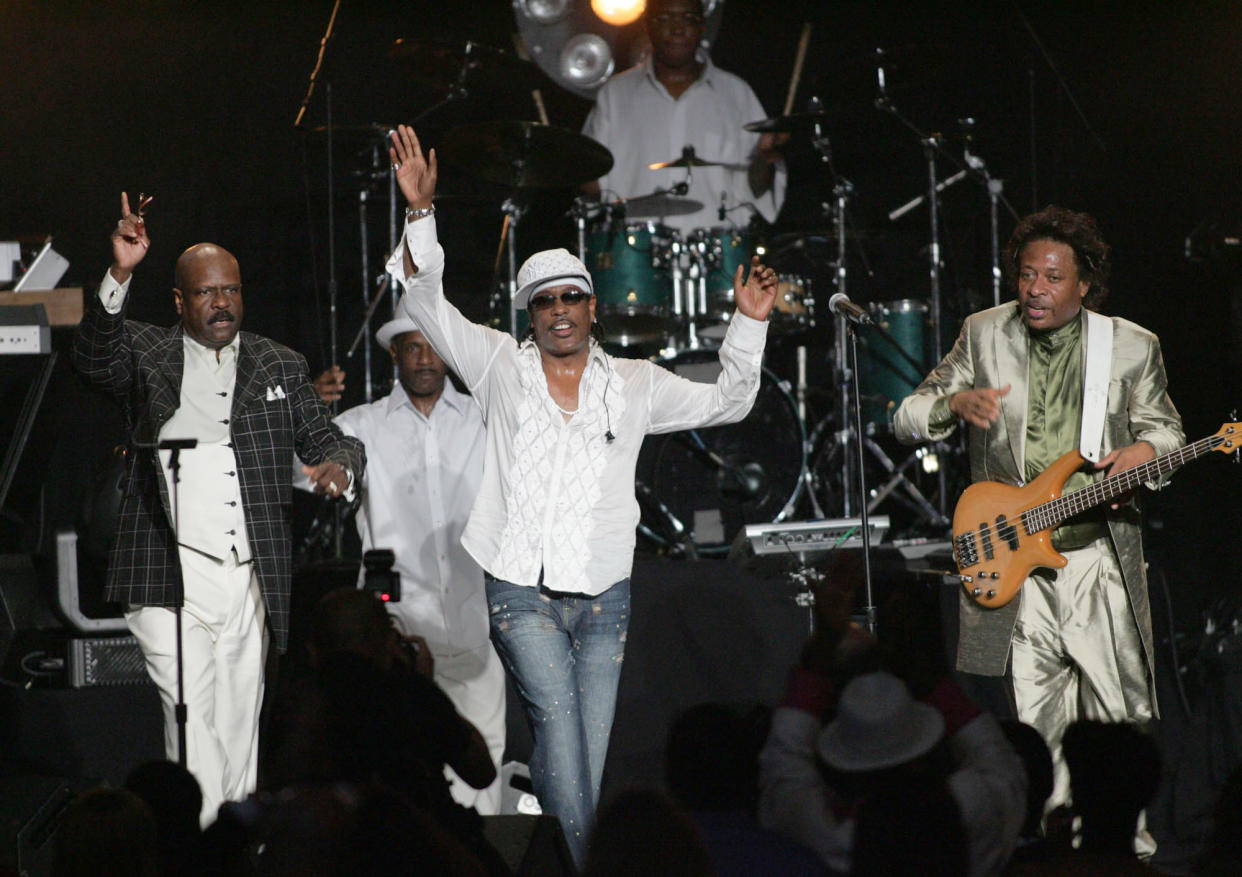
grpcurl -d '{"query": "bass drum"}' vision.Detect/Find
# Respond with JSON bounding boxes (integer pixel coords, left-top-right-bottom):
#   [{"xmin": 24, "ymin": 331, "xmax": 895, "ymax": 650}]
[{"xmin": 636, "ymin": 349, "xmax": 806, "ymax": 555}]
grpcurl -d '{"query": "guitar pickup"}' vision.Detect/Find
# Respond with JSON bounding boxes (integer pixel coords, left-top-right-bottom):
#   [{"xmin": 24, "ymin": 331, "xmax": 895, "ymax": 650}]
[
  {"xmin": 995, "ymin": 514, "xmax": 1020, "ymax": 551},
  {"xmin": 978, "ymin": 521, "xmax": 995, "ymax": 560}
]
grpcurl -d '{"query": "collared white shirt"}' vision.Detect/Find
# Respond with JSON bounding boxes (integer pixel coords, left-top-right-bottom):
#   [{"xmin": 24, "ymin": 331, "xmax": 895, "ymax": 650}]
[
  {"xmin": 330, "ymin": 382, "xmax": 489, "ymax": 651},
  {"xmin": 582, "ymin": 58, "xmax": 786, "ymax": 232},
  {"xmin": 387, "ymin": 216, "xmax": 767, "ymax": 596}
]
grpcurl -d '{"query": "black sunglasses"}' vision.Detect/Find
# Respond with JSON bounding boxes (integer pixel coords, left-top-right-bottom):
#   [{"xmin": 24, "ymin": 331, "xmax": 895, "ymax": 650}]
[{"xmin": 529, "ymin": 290, "xmax": 592, "ymax": 311}]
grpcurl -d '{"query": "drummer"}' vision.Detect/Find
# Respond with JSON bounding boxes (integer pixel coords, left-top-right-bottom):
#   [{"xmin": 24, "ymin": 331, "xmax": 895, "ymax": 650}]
[{"xmin": 581, "ymin": 0, "xmax": 786, "ymax": 233}]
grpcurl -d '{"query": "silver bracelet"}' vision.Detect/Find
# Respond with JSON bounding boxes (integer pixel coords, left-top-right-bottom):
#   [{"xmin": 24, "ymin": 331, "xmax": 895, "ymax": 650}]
[{"xmin": 405, "ymin": 205, "xmax": 435, "ymax": 221}]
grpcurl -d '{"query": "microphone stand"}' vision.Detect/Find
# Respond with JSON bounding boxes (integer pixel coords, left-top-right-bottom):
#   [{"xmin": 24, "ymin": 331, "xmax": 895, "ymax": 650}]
[
  {"xmin": 158, "ymin": 437, "xmax": 198, "ymax": 769},
  {"xmin": 844, "ymin": 328, "xmax": 877, "ymax": 634}
]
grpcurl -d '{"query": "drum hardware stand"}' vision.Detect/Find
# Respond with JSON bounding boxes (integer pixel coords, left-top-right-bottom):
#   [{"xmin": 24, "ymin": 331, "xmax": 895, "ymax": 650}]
[
  {"xmin": 797, "ymin": 345, "xmax": 827, "ymax": 519},
  {"xmin": 359, "ymin": 188, "xmax": 375, "ymax": 403},
  {"xmin": 957, "ymin": 117, "xmax": 1020, "ymax": 308},
  {"xmin": 876, "ymin": 80, "xmax": 965, "ymax": 521},
  {"xmin": 678, "ymin": 233, "xmax": 704, "ymax": 350},
  {"xmin": 493, "ymin": 196, "xmax": 528, "ymax": 338},
  {"xmin": 790, "ymin": 563, "xmax": 827, "ymax": 635},
  {"xmin": 860, "ymin": 439, "xmax": 950, "ymax": 528},
  {"xmin": 636, "ymin": 479, "xmax": 698, "ymax": 560}
]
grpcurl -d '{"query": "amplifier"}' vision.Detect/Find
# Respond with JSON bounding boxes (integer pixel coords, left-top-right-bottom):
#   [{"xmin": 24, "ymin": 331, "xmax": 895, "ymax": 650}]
[{"xmin": 67, "ymin": 636, "xmax": 149, "ymax": 688}]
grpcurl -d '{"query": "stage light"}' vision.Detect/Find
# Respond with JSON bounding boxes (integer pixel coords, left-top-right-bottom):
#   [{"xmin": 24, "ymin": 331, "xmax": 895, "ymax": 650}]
[
  {"xmin": 514, "ymin": 0, "xmax": 725, "ymax": 99},
  {"xmin": 559, "ymin": 32, "xmax": 615, "ymax": 90},
  {"xmin": 591, "ymin": 0, "xmax": 645, "ymax": 27},
  {"xmin": 520, "ymin": 0, "xmax": 573, "ymax": 24}
]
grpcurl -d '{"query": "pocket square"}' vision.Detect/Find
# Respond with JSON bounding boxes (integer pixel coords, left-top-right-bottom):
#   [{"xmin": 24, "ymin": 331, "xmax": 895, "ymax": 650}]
[{"xmin": 266, "ymin": 385, "xmax": 286, "ymax": 401}]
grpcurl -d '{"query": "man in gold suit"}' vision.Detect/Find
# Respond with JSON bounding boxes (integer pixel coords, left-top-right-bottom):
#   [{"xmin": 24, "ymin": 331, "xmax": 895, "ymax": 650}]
[{"xmin": 893, "ymin": 206, "xmax": 1184, "ymax": 822}]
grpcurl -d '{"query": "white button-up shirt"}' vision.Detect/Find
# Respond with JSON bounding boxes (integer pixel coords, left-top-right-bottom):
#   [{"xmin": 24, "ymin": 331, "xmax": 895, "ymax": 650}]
[
  {"xmin": 582, "ymin": 58, "xmax": 786, "ymax": 233},
  {"xmin": 332, "ymin": 382, "xmax": 489, "ymax": 650},
  {"xmin": 388, "ymin": 216, "xmax": 768, "ymax": 596}
]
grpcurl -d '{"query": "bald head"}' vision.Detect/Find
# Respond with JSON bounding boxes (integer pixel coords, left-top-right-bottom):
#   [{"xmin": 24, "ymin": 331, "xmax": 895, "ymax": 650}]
[
  {"xmin": 173, "ymin": 243, "xmax": 244, "ymax": 349},
  {"xmin": 174, "ymin": 243, "xmax": 238, "ymax": 290}
]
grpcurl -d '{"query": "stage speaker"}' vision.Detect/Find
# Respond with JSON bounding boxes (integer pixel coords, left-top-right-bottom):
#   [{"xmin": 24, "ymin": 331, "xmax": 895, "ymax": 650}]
[
  {"xmin": 482, "ymin": 814, "xmax": 574, "ymax": 877},
  {"xmin": 0, "ymin": 775, "xmax": 86, "ymax": 877}
]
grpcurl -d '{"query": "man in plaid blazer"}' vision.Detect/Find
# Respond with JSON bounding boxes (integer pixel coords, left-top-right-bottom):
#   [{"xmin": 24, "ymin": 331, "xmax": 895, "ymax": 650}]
[{"xmin": 72, "ymin": 193, "xmax": 365, "ymax": 825}]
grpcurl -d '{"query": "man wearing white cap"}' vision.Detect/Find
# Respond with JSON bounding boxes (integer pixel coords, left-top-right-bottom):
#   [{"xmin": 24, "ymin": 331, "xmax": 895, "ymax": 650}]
[
  {"xmin": 297, "ymin": 317, "xmax": 505, "ymax": 814},
  {"xmin": 385, "ymin": 123, "xmax": 779, "ymax": 866},
  {"xmin": 759, "ymin": 610, "xmax": 1025, "ymax": 875}
]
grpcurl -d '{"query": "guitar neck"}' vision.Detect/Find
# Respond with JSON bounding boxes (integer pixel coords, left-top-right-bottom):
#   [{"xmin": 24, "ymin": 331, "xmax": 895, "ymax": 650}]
[{"xmin": 1033, "ymin": 434, "xmax": 1221, "ymax": 529}]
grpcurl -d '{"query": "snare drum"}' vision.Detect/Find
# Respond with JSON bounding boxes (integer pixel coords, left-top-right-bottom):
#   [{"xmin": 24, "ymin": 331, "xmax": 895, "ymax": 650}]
[
  {"xmin": 694, "ymin": 226, "xmax": 755, "ymax": 339},
  {"xmin": 586, "ymin": 221, "xmax": 677, "ymax": 346},
  {"xmin": 858, "ymin": 299, "xmax": 928, "ymax": 430}
]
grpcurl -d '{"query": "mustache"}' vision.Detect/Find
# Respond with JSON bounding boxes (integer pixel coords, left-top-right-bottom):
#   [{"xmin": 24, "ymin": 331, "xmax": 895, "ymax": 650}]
[{"xmin": 208, "ymin": 312, "xmax": 236, "ymax": 324}]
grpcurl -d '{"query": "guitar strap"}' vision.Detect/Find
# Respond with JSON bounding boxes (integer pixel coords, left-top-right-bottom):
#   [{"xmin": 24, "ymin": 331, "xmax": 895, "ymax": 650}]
[{"xmin": 1080, "ymin": 309, "xmax": 1112, "ymax": 462}]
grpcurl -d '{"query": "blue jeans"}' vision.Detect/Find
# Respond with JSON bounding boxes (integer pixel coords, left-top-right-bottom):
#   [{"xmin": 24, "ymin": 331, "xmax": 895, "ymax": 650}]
[{"xmin": 486, "ymin": 575, "xmax": 630, "ymax": 867}]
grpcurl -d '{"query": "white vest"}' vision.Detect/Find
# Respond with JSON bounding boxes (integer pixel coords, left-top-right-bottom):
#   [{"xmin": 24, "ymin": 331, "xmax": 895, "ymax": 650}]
[{"xmin": 159, "ymin": 337, "xmax": 251, "ymax": 562}]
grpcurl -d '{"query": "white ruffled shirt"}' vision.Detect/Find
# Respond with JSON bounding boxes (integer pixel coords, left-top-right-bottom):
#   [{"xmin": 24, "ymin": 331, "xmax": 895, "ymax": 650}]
[{"xmin": 388, "ymin": 216, "xmax": 768, "ymax": 595}]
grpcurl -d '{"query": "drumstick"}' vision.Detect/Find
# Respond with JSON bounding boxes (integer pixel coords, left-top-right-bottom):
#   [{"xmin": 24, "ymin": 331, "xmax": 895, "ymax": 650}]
[
  {"xmin": 782, "ymin": 23, "xmax": 813, "ymax": 117},
  {"xmin": 511, "ymin": 33, "xmax": 551, "ymax": 126}
]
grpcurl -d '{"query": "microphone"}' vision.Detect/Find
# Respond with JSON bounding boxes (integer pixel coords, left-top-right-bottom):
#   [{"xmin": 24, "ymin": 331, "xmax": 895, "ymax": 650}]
[
  {"xmin": 718, "ymin": 191, "xmax": 727, "ymax": 222},
  {"xmin": 828, "ymin": 292, "xmax": 873, "ymax": 325},
  {"xmin": 605, "ymin": 430, "xmax": 615, "ymax": 442}
]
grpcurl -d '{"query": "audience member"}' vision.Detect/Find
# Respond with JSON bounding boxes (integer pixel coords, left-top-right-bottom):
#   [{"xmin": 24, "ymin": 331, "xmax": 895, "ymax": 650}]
[
  {"xmin": 667, "ymin": 703, "xmax": 829, "ymax": 876},
  {"xmin": 263, "ymin": 588, "xmax": 507, "ymax": 874},
  {"xmin": 1008, "ymin": 719, "xmax": 1161, "ymax": 875},
  {"xmin": 52, "ymin": 787, "xmax": 160, "ymax": 877},
  {"xmin": 850, "ymin": 774, "xmax": 968, "ymax": 876},
  {"xmin": 124, "ymin": 760, "xmax": 204, "ymax": 877},
  {"xmin": 997, "ymin": 720, "xmax": 1061, "ymax": 872},
  {"xmin": 757, "ymin": 577, "xmax": 1026, "ymax": 876},
  {"xmin": 1197, "ymin": 762, "xmax": 1242, "ymax": 876},
  {"xmin": 582, "ymin": 786, "xmax": 714, "ymax": 877}
]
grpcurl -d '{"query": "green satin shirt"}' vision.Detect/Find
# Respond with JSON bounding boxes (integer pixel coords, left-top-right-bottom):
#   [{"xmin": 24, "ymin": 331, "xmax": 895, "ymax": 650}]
[{"xmin": 1024, "ymin": 311, "xmax": 1107, "ymax": 550}]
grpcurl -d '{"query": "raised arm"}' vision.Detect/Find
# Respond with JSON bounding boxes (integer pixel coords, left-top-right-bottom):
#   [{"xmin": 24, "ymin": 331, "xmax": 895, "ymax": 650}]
[
  {"xmin": 109, "ymin": 190, "xmax": 151, "ymax": 285},
  {"xmin": 390, "ymin": 124, "xmax": 437, "ymax": 278},
  {"xmin": 72, "ymin": 193, "xmax": 152, "ymax": 397},
  {"xmin": 384, "ymin": 125, "xmax": 512, "ymax": 394}
]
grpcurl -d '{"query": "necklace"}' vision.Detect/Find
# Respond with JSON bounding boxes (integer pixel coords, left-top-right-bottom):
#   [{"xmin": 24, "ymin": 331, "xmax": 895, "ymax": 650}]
[{"xmin": 553, "ymin": 400, "xmax": 578, "ymax": 416}]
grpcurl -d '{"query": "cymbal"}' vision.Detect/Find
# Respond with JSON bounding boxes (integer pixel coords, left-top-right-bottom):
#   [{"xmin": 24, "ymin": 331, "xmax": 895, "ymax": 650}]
[
  {"xmin": 648, "ymin": 155, "xmax": 723, "ymax": 170},
  {"xmin": 647, "ymin": 146, "xmax": 745, "ymax": 171},
  {"xmin": 390, "ymin": 38, "xmax": 545, "ymax": 93},
  {"xmin": 441, "ymin": 121, "xmax": 613, "ymax": 189},
  {"xmin": 743, "ymin": 111, "xmax": 830, "ymax": 134}
]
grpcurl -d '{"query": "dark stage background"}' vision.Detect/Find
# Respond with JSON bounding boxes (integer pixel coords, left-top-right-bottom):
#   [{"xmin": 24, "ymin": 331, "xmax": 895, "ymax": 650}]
[{"xmin": 3, "ymin": 1, "xmax": 1242, "ymax": 872}]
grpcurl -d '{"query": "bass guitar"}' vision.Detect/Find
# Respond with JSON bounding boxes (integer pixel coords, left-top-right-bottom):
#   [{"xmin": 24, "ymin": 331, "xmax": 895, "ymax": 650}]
[{"xmin": 953, "ymin": 422, "xmax": 1240, "ymax": 608}]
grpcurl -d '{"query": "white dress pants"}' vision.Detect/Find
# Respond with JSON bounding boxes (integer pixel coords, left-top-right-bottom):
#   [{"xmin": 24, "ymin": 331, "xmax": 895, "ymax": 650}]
[
  {"xmin": 429, "ymin": 639, "xmax": 507, "ymax": 815},
  {"xmin": 127, "ymin": 546, "xmax": 268, "ymax": 827}
]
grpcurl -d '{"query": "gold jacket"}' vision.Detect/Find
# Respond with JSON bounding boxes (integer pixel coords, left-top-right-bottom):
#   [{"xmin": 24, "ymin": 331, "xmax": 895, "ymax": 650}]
[{"xmin": 893, "ymin": 302, "xmax": 1185, "ymax": 678}]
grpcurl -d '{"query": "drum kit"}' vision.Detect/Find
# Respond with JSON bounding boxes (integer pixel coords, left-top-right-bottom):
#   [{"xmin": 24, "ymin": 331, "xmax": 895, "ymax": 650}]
[{"xmin": 325, "ymin": 35, "xmax": 1019, "ymax": 557}]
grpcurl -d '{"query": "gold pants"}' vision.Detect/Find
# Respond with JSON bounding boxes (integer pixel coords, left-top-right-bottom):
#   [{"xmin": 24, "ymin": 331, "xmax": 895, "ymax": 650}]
[{"xmin": 1010, "ymin": 535, "xmax": 1153, "ymax": 809}]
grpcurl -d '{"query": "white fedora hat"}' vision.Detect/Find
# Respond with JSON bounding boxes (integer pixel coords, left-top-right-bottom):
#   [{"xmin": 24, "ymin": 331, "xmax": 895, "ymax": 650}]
[
  {"xmin": 513, "ymin": 248, "xmax": 593, "ymax": 310},
  {"xmin": 375, "ymin": 315, "xmax": 421, "ymax": 350},
  {"xmin": 817, "ymin": 671, "xmax": 945, "ymax": 772}
]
